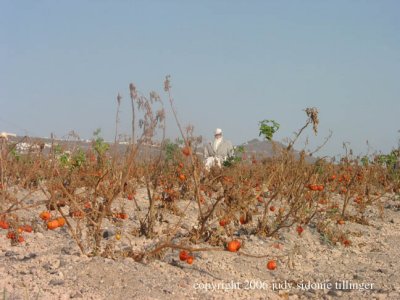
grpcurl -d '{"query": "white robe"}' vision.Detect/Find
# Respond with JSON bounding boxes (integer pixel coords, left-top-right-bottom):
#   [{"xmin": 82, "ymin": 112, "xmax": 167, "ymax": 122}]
[
  {"xmin": 213, "ymin": 137, "xmax": 222, "ymax": 152},
  {"xmin": 206, "ymin": 137, "xmax": 224, "ymax": 170}
]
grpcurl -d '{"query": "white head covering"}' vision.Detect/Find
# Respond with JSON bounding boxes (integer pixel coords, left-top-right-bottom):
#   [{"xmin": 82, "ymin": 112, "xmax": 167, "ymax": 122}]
[{"xmin": 214, "ymin": 128, "xmax": 222, "ymax": 135}]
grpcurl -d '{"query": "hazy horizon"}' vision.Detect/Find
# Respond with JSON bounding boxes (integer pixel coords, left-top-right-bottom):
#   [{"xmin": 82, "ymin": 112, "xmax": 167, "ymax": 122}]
[{"xmin": 1, "ymin": 1, "xmax": 399, "ymax": 158}]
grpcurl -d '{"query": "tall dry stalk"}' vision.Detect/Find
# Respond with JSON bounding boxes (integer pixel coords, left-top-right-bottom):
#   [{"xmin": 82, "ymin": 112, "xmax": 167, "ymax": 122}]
[
  {"xmin": 163, "ymin": 75, "xmax": 204, "ymax": 222},
  {"xmin": 114, "ymin": 93, "xmax": 122, "ymax": 144},
  {"xmin": 129, "ymin": 83, "xmax": 137, "ymax": 145},
  {"xmin": 287, "ymin": 107, "xmax": 319, "ymax": 151}
]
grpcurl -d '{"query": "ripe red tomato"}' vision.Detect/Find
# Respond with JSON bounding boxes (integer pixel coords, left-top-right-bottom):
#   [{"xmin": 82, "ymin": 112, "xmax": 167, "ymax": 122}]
[
  {"xmin": 308, "ymin": 184, "xmax": 317, "ymax": 191},
  {"xmin": 343, "ymin": 239, "xmax": 351, "ymax": 247},
  {"xmin": 57, "ymin": 217, "xmax": 66, "ymax": 227},
  {"xmin": 116, "ymin": 213, "xmax": 128, "ymax": 219},
  {"xmin": 21, "ymin": 225, "xmax": 33, "ymax": 233},
  {"xmin": 219, "ymin": 219, "xmax": 228, "ymax": 227},
  {"xmin": 0, "ymin": 220, "xmax": 9, "ymax": 229},
  {"xmin": 47, "ymin": 220, "xmax": 59, "ymax": 230},
  {"xmin": 7, "ymin": 231, "xmax": 16, "ymax": 239},
  {"xmin": 186, "ymin": 256, "xmax": 194, "ymax": 264},
  {"xmin": 227, "ymin": 240, "xmax": 241, "ymax": 252},
  {"xmin": 40, "ymin": 211, "xmax": 51, "ymax": 221},
  {"xmin": 179, "ymin": 250, "xmax": 189, "ymax": 261},
  {"xmin": 296, "ymin": 225, "xmax": 304, "ymax": 235},
  {"xmin": 267, "ymin": 260, "xmax": 277, "ymax": 270}
]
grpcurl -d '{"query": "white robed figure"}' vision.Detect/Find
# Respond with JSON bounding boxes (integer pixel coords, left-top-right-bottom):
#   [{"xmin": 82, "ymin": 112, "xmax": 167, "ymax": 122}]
[{"xmin": 204, "ymin": 128, "xmax": 234, "ymax": 170}]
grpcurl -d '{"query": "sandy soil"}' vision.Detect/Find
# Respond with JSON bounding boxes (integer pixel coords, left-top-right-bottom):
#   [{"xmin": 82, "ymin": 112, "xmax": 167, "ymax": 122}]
[{"xmin": 1, "ymin": 187, "xmax": 400, "ymax": 300}]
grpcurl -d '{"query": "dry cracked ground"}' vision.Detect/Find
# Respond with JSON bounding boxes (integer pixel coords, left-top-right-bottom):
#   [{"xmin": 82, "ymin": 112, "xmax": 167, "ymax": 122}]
[{"xmin": 1, "ymin": 187, "xmax": 400, "ymax": 300}]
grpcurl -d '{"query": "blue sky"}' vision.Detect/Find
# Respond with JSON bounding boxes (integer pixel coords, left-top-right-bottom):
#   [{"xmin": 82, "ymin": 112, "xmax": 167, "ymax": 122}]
[{"xmin": 1, "ymin": 0, "xmax": 399, "ymax": 158}]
